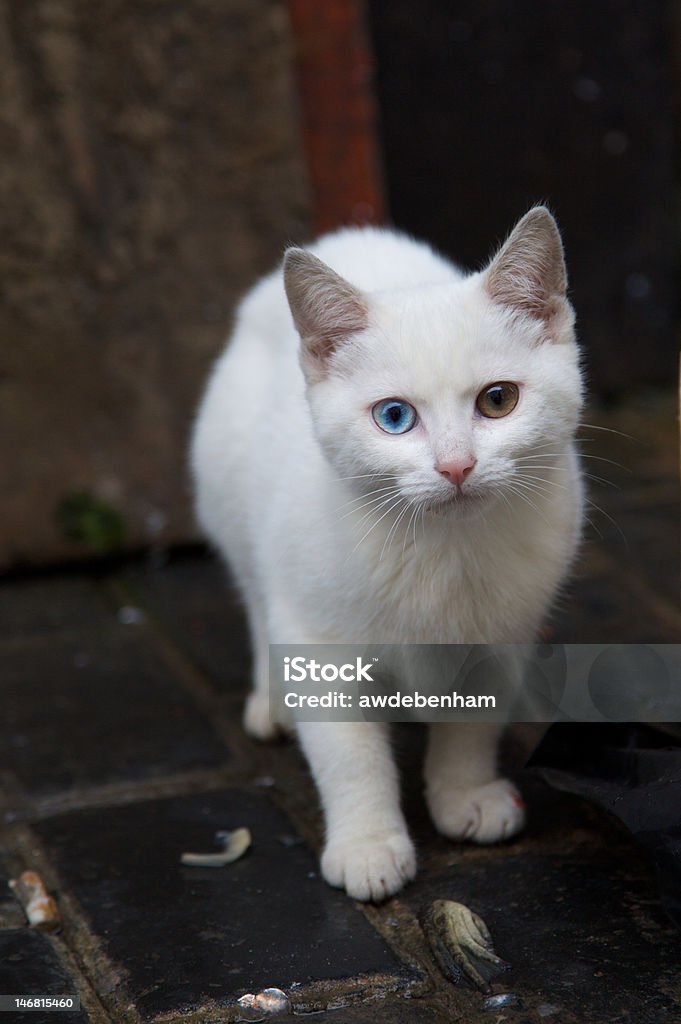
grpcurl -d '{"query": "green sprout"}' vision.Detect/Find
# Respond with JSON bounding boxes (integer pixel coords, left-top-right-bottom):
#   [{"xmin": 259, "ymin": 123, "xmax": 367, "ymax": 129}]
[{"xmin": 55, "ymin": 490, "xmax": 126, "ymax": 552}]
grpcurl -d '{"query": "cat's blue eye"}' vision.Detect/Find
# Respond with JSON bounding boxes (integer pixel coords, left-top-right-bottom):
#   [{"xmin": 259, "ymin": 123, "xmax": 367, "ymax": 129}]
[{"xmin": 372, "ymin": 399, "xmax": 417, "ymax": 434}]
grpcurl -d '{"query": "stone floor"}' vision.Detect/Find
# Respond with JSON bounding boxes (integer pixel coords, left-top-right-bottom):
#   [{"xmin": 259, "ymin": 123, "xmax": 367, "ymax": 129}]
[{"xmin": 1, "ymin": 389, "xmax": 679, "ymax": 1023}]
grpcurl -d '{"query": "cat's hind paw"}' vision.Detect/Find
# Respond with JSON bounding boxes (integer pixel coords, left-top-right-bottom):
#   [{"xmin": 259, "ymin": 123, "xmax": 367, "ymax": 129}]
[
  {"xmin": 428, "ymin": 779, "xmax": 525, "ymax": 845},
  {"xmin": 321, "ymin": 831, "xmax": 417, "ymax": 902},
  {"xmin": 243, "ymin": 692, "xmax": 291, "ymax": 742}
]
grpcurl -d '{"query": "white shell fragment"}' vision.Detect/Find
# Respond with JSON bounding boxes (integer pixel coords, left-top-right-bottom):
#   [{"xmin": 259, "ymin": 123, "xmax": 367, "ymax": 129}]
[
  {"xmin": 9, "ymin": 871, "xmax": 61, "ymax": 932},
  {"xmin": 237, "ymin": 988, "xmax": 290, "ymax": 1014},
  {"xmin": 180, "ymin": 827, "xmax": 251, "ymax": 867},
  {"xmin": 483, "ymin": 992, "xmax": 521, "ymax": 1010},
  {"xmin": 422, "ymin": 899, "xmax": 509, "ymax": 993}
]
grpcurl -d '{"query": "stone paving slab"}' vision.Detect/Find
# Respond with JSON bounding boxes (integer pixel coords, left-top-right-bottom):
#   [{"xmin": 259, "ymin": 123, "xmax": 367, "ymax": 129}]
[
  {"xmin": 0, "ymin": 859, "xmax": 24, "ymax": 931},
  {"xmin": 0, "ymin": 930, "xmax": 87, "ymax": 1024},
  {"xmin": 0, "ymin": 576, "xmax": 114, "ymax": 639},
  {"xmin": 243, "ymin": 996, "xmax": 449, "ymax": 1023},
  {"xmin": 401, "ymin": 773, "xmax": 681, "ymax": 1023},
  {"xmin": 34, "ymin": 789, "xmax": 418, "ymax": 1020},
  {"xmin": 121, "ymin": 557, "xmax": 251, "ymax": 698},
  {"xmin": 319, "ymin": 1001, "xmax": 446, "ymax": 1023},
  {"xmin": 406, "ymin": 845, "xmax": 681, "ymax": 1024},
  {"xmin": 0, "ymin": 630, "xmax": 230, "ymax": 798}
]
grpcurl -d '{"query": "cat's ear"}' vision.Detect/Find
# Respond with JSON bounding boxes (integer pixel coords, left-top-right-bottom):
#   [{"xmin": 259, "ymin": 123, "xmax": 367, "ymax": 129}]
[
  {"xmin": 284, "ymin": 248, "xmax": 369, "ymax": 378},
  {"xmin": 483, "ymin": 207, "xmax": 574, "ymax": 341}
]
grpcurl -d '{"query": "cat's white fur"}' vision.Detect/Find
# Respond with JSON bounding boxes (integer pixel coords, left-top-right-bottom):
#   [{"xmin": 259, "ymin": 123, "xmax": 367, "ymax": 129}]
[{"xmin": 191, "ymin": 207, "xmax": 584, "ymax": 901}]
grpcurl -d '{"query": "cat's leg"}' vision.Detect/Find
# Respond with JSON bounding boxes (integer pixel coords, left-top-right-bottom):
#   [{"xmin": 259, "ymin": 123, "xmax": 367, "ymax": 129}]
[
  {"xmin": 242, "ymin": 592, "xmax": 289, "ymax": 741},
  {"xmin": 424, "ymin": 723, "xmax": 525, "ymax": 843},
  {"xmin": 297, "ymin": 720, "xmax": 416, "ymax": 901}
]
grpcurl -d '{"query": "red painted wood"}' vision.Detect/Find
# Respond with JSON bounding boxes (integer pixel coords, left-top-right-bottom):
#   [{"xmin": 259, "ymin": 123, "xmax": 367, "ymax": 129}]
[{"xmin": 287, "ymin": 0, "xmax": 386, "ymax": 233}]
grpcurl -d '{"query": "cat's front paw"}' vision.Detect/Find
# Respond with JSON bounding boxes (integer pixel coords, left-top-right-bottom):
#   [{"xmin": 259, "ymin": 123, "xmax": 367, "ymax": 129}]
[
  {"xmin": 321, "ymin": 832, "xmax": 417, "ymax": 902},
  {"xmin": 428, "ymin": 779, "xmax": 525, "ymax": 844}
]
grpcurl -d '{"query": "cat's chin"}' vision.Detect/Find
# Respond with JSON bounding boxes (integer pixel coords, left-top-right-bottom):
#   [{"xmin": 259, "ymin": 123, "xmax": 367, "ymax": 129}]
[{"xmin": 424, "ymin": 491, "xmax": 492, "ymax": 520}]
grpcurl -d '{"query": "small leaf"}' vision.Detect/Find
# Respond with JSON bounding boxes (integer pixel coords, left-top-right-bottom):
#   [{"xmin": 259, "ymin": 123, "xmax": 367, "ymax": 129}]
[{"xmin": 55, "ymin": 490, "xmax": 126, "ymax": 552}]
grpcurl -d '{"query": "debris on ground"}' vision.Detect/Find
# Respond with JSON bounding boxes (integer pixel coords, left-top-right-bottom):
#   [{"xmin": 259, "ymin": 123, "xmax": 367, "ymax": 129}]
[
  {"xmin": 180, "ymin": 827, "xmax": 252, "ymax": 867},
  {"xmin": 421, "ymin": 899, "xmax": 509, "ymax": 993},
  {"xmin": 9, "ymin": 871, "xmax": 61, "ymax": 932},
  {"xmin": 237, "ymin": 987, "xmax": 290, "ymax": 1018}
]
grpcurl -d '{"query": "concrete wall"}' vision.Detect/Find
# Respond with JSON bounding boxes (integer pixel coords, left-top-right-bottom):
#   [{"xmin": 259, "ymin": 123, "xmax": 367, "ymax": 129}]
[{"xmin": 0, "ymin": 0, "xmax": 311, "ymax": 568}]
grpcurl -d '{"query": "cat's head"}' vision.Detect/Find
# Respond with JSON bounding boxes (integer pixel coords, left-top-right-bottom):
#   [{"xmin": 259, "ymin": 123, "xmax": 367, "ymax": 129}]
[{"xmin": 284, "ymin": 207, "xmax": 583, "ymax": 518}]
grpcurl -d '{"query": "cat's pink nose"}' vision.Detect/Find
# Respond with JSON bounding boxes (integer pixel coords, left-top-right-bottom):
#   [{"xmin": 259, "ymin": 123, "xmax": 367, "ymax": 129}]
[{"xmin": 436, "ymin": 457, "xmax": 477, "ymax": 486}]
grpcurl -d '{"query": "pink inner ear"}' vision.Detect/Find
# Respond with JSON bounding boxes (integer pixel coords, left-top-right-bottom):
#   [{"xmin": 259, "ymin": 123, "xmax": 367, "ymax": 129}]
[
  {"xmin": 486, "ymin": 262, "xmax": 552, "ymax": 320},
  {"xmin": 484, "ymin": 208, "xmax": 567, "ymax": 325},
  {"xmin": 310, "ymin": 282, "xmax": 368, "ymax": 344},
  {"xmin": 285, "ymin": 249, "xmax": 369, "ymax": 368}
]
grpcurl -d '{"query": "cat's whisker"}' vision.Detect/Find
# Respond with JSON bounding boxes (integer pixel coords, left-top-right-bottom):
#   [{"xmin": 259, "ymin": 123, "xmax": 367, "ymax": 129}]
[
  {"xmin": 379, "ymin": 503, "xmax": 403, "ymax": 559},
  {"xmin": 515, "ymin": 452, "xmax": 563, "ymax": 459},
  {"xmin": 514, "ymin": 463, "xmax": 573, "ymax": 475},
  {"xmin": 514, "ymin": 454, "xmax": 569, "ymax": 462},
  {"xmin": 336, "ymin": 499, "xmax": 399, "ymax": 530},
  {"xmin": 351, "ymin": 491, "xmax": 403, "ymax": 531},
  {"xmin": 504, "ymin": 483, "xmax": 553, "ymax": 528},
  {"xmin": 582, "ymin": 513, "xmax": 604, "ymax": 540},
  {"xmin": 413, "ymin": 500, "xmax": 427, "ymax": 550},
  {"xmin": 342, "ymin": 485, "xmax": 401, "ymax": 509},
  {"xmin": 580, "ymin": 422, "xmax": 640, "ymax": 443},
  {"xmin": 492, "ymin": 485, "xmax": 514, "ymax": 516},
  {"xmin": 381, "ymin": 499, "xmax": 412, "ymax": 561},
  {"xmin": 510, "ymin": 485, "xmax": 554, "ymax": 511},
  {"xmin": 510, "ymin": 478, "xmax": 552, "ymax": 496},
  {"xmin": 522, "ymin": 438, "xmax": 564, "ymax": 448},
  {"xmin": 408, "ymin": 504, "xmax": 421, "ymax": 555},
  {"xmin": 511, "ymin": 477, "xmax": 563, "ymax": 503},
  {"xmin": 336, "ymin": 482, "xmax": 399, "ymax": 503},
  {"xmin": 582, "ymin": 472, "xmax": 620, "ymax": 490},
  {"xmin": 335, "ymin": 473, "xmax": 392, "ymax": 482},
  {"xmin": 576, "ymin": 453, "xmax": 630, "ymax": 472},
  {"xmin": 517, "ymin": 439, "xmax": 623, "ymax": 461},
  {"xmin": 505, "ymin": 482, "xmax": 542, "ymax": 510},
  {"xmin": 516, "ymin": 454, "xmax": 624, "ymax": 491},
  {"xmin": 402, "ymin": 504, "xmax": 418, "ymax": 557},
  {"xmin": 516, "ymin": 465, "xmax": 579, "ymax": 486},
  {"xmin": 419, "ymin": 503, "xmax": 427, "ymax": 543},
  {"xmin": 583, "ymin": 497, "xmax": 628, "ymax": 548},
  {"xmin": 352, "ymin": 494, "xmax": 406, "ymax": 554},
  {"xmin": 515, "ymin": 472, "xmax": 570, "ymax": 491},
  {"xmin": 516, "ymin": 449, "xmax": 597, "ymax": 463},
  {"xmin": 342, "ymin": 493, "xmax": 403, "ymax": 537},
  {"xmin": 514, "ymin": 469, "xmax": 623, "ymax": 539},
  {"xmin": 518, "ymin": 439, "xmax": 578, "ymax": 454},
  {"xmin": 335, "ymin": 485, "xmax": 402, "ymax": 518},
  {"xmin": 354, "ymin": 497, "xmax": 405, "ymax": 554}
]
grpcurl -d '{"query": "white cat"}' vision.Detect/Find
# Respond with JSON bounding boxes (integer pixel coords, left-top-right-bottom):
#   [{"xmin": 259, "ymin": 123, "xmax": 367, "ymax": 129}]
[{"xmin": 191, "ymin": 207, "xmax": 584, "ymax": 901}]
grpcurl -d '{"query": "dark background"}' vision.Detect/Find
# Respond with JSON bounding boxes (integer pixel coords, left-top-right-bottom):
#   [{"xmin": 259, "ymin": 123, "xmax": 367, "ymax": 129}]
[{"xmin": 368, "ymin": 0, "xmax": 678, "ymax": 394}]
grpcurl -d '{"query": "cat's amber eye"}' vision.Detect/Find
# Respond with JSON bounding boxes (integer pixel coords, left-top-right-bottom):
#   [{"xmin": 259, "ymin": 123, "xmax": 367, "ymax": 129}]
[{"xmin": 476, "ymin": 382, "xmax": 520, "ymax": 419}]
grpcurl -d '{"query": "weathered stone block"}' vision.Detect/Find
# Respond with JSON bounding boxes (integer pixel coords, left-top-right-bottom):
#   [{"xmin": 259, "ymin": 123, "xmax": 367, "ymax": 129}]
[{"xmin": 0, "ymin": 0, "xmax": 310, "ymax": 568}]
